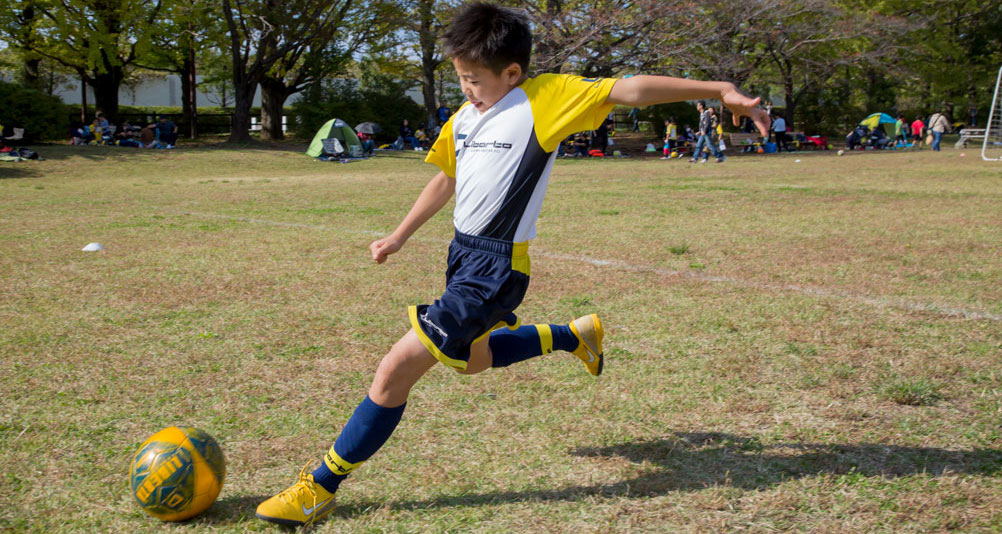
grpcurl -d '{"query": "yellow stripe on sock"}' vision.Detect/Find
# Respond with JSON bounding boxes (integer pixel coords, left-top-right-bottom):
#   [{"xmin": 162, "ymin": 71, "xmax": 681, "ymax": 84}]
[
  {"xmin": 324, "ymin": 447, "xmax": 364, "ymax": 476},
  {"xmin": 535, "ymin": 324, "xmax": 553, "ymax": 354}
]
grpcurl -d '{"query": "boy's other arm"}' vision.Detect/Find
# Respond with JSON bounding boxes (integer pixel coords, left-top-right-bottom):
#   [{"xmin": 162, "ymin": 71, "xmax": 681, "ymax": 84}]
[
  {"xmin": 370, "ymin": 170, "xmax": 455, "ymax": 264},
  {"xmin": 607, "ymin": 76, "xmax": 770, "ymax": 137}
]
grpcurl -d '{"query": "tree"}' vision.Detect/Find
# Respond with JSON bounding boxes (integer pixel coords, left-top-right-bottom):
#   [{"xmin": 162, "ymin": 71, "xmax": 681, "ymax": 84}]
[
  {"xmin": 669, "ymin": 0, "xmax": 905, "ymax": 130},
  {"xmin": 200, "ymin": 47, "xmax": 235, "ymax": 108},
  {"xmin": 256, "ymin": 0, "xmax": 393, "ymax": 140},
  {"xmin": 873, "ymin": 0, "xmax": 1002, "ymax": 124},
  {"xmin": 1, "ymin": 3, "xmax": 44, "ymax": 88},
  {"xmin": 136, "ymin": 0, "xmax": 219, "ymax": 138},
  {"xmin": 220, "ymin": 0, "xmax": 381, "ymax": 142},
  {"xmin": 376, "ymin": 0, "xmax": 458, "ymax": 130},
  {"xmin": 3, "ymin": 0, "xmax": 165, "ymax": 124},
  {"xmin": 515, "ymin": 0, "xmax": 708, "ymax": 77}
]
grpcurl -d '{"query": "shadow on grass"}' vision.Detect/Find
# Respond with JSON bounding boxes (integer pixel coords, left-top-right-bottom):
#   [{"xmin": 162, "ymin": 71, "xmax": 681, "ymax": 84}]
[
  {"xmin": 329, "ymin": 431, "xmax": 1002, "ymax": 518},
  {"xmin": 0, "ymin": 164, "xmax": 45, "ymax": 179},
  {"xmin": 12, "ymin": 142, "xmax": 422, "ymax": 163},
  {"xmin": 10, "ymin": 143, "xmax": 309, "ymax": 162},
  {"xmin": 193, "ymin": 432, "xmax": 1002, "ymax": 525},
  {"xmin": 193, "ymin": 494, "xmax": 271, "ymax": 526}
]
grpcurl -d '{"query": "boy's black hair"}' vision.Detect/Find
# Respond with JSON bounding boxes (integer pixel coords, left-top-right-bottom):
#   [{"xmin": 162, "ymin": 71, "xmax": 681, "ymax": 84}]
[{"xmin": 442, "ymin": 2, "xmax": 532, "ymax": 74}]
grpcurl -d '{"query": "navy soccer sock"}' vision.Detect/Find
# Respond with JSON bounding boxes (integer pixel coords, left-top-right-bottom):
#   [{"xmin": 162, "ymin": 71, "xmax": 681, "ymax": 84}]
[
  {"xmin": 489, "ymin": 324, "xmax": 579, "ymax": 368},
  {"xmin": 311, "ymin": 395, "xmax": 405, "ymax": 493}
]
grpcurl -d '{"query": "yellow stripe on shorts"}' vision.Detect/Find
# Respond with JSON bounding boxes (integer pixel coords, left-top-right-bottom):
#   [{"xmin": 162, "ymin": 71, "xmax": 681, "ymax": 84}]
[{"xmin": 511, "ymin": 241, "xmax": 530, "ymax": 275}]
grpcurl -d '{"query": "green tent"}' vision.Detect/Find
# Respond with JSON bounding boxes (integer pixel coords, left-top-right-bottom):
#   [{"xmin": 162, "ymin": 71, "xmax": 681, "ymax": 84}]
[{"xmin": 306, "ymin": 118, "xmax": 363, "ymax": 158}]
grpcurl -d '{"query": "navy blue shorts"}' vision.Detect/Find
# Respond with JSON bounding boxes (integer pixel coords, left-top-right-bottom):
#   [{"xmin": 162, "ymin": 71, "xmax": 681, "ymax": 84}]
[{"xmin": 409, "ymin": 230, "xmax": 530, "ymax": 370}]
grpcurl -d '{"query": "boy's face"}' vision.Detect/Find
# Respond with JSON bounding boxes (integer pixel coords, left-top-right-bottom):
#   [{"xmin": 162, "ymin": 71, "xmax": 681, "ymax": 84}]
[{"xmin": 452, "ymin": 58, "xmax": 524, "ymax": 113}]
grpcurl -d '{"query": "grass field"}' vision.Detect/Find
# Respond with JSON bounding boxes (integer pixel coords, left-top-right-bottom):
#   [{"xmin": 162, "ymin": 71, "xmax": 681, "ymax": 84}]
[{"xmin": 2, "ymin": 145, "xmax": 1001, "ymax": 533}]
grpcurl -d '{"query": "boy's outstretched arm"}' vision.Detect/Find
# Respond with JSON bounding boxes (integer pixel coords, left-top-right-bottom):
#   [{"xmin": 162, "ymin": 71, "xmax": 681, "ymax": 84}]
[
  {"xmin": 370, "ymin": 170, "xmax": 455, "ymax": 264},
  {"xmin": 607, "ymin": 76, "xmax": 771, "ymax": 136}
]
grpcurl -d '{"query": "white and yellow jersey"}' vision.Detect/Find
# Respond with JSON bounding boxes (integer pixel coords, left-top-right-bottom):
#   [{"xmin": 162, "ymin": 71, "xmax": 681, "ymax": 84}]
[{"xmin": 426, "ymin": 73, "xmax": 616, "ymax": 242}]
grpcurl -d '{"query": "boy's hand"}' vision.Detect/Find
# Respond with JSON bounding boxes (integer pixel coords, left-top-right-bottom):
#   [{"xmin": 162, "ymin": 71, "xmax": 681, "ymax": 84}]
[
  {"xmin": 721, "ymin": 84, "xmax": 771, "ymax": 137},
  {"xmin": 370, "ymin": 235, "xmax": 405, "ymax": 264}
]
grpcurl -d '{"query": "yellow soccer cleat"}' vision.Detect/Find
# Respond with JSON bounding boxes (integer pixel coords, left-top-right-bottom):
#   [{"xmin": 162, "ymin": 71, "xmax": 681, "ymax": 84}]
[
  {"xmin": 569, "ymin": 314, "xmax": 604, "ymax": 376},
  {"xmin": 256, "ymin": 464, "xmax": 337, "ymax": 527}
]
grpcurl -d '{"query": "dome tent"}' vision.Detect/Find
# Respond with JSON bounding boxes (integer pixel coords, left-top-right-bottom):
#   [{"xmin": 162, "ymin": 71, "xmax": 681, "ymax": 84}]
[
  {"xmin": 306, "ymin": 118, "xmax": 363, "ymax": 158},
  {"xmin": 858, "ymin": 113, "xmax": 897, "ymax": 135}
]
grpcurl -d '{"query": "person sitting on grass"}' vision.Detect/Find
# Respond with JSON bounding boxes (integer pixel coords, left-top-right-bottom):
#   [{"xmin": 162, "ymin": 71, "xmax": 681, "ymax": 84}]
[
  {"xmin": 357, "ymin": 131, "xmax": 375, "ymax": 157},
  {"xmin": 573, "ymin": 132, "xmax": 591, "ymax": 156},
  {"xmin": 140, "ymin": 124, "xmax": 157, "ymax": 148},
  {"xmin": 399, "ymin": 119, "xmax": 422, "ymax": 151},
  {"xmin": 153, "ymin": 116, "xmax": 178, "ymax": 148},
  {"xmin": 253, "ymin": 2, "xmax": 769, "ymax": 527}
]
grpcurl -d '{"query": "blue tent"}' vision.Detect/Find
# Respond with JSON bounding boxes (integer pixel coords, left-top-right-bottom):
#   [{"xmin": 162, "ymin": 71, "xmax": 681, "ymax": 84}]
[{"xmin": 859, "ymin": 113, "xmax": 898, "ymax": 134}]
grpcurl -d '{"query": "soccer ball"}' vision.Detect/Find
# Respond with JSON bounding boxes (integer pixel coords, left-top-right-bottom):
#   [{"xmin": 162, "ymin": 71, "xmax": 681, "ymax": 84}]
[{"xmin": 129, "ymin": 426, "xmax": 225, "ymax": 521}]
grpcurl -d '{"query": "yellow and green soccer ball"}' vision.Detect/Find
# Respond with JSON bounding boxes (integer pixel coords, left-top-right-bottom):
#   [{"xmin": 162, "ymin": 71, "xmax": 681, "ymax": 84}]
[{"xmin": 129, "ymin": 426, "xmax": 225, "ymax": 521}]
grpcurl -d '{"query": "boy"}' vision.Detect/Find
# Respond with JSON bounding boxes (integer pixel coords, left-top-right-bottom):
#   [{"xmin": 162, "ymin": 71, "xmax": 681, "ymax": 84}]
[{"xmin": 255, "ymin": 2, "xmax": 769, "ymax": 526}]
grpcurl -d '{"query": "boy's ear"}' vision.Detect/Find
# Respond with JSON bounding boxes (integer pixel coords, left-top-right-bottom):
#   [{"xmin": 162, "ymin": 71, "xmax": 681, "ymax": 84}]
[{"xmin": 503, "ymin": 62, "xmax": 523, "ymax": 84}]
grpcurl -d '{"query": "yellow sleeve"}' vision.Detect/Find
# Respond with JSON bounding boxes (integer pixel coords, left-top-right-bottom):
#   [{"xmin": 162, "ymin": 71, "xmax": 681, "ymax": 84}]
[
  {"xmin": 523, "ymin": 73, "xmax": 618, "ymax": 153},
  {"xmin": 424, "ymin": 112, "xmax": 459, "ymax": 178}
]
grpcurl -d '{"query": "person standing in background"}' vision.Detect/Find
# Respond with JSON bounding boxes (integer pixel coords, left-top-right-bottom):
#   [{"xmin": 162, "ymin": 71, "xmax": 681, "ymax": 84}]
[
  {"xmin": 662, "ymin": 117, "xmax": 677, "ymax": 159},
  {"xmin": 927, "ymin": 109, "xmax": 950, "ymax": 152},
  {"xmin": 771, "ymin": 112, "xmax": 788, "ymax": 152},
  {"xmin": 910, "ymin": 117, "xmax": 925, "ymax": 149}
]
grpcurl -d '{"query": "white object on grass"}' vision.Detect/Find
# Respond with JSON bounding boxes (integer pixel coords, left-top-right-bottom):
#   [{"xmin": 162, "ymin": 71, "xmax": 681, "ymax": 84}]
[{"xmin": 82, "ymin": 242, "xmax": 104, "ymax": 252}]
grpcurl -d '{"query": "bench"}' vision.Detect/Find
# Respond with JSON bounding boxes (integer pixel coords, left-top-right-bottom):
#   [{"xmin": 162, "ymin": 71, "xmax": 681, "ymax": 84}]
[
  {"xmin": 729, "ymin": 133, "xmax": 763, "ymax": 151},
  {"xmin": 955, "ymin": 128, "xmax": 986, "ymax": 148}
]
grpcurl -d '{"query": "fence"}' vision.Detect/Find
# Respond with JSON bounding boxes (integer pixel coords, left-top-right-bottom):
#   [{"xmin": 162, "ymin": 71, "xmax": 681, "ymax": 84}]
[{"xmin": 116, "ymin": 113, "xmax": 290, "ymax": 136}]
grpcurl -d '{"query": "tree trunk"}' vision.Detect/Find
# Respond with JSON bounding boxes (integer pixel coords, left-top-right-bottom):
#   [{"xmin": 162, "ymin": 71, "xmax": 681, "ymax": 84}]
[
  {"xmin": 259, "ymin": 77, "xmax": 288, "ymax": 141},
  {"xmin": 783, "ymin": 79, "xmax": 796, "ymax": 128},
  {"xmin": 229, "ymin": 82, "xmax": 255, "ymax": 143},
  {"xmin": 23, "ymin": 58, "xmax": 41, "ymax": 88},
  {"xmin": 421, "ymin": 62, "xmax": 437, "ymax": 130},
  {"xmin": 222, "ymin": 0, "xmax": 254, "ymax": 143},
  {"xmin": 180, "ymin": 42, "xmax": 198, "ymax": 139},
  {"xmin": 80, "ymin": 72, "xmax": 88, "ymax": 124},
  {"xmin": 181, "ymin": 60, "xmax": 194, "ymax": 138},
  {"xmin": 418, "ymin": 0, "xmax": 438, "ymax": 129},
  {"xmin": 19, "ymin": 6, "xmax": 41, "ymax": 89},
  {"xmin": 90, "ymin": 66, "xmax": 124, "ymax": 124}
]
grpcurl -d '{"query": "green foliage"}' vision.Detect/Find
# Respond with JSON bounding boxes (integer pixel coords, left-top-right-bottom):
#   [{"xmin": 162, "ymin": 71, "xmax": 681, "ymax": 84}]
[
  {"xmin": 645, "ymin": 102, "xmax": 700, "ymax": 137},
  {"xmin": 292, "ymin": 74, "xmax": 424, "ymax": 144},
  {"xmin": 0, "ymin": 81, "xmax": 69, "ymax": 142}
]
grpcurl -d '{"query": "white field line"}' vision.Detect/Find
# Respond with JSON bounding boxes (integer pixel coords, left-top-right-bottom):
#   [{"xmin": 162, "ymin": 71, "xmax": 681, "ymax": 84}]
[{"xmin": 181, "ymin": 211, "xmax": 1002, "ymax": 322}]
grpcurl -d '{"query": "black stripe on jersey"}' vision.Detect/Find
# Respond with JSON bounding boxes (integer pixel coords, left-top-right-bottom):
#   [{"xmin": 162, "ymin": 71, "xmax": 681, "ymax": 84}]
[{"xmin": 479, "ymin": 129, "xmax": 552, "ymax": 241}]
